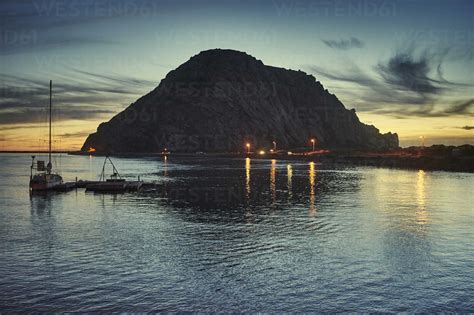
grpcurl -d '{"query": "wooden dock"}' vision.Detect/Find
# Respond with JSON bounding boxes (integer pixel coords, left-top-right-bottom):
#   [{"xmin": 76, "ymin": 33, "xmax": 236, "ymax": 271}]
[
  {"xmin": 53, "ymin": 182, "xmax": 77, "ymax": 192},
  {"xmin": 50, "ymin": 180, "xmax": 157, "ymax": 193}
]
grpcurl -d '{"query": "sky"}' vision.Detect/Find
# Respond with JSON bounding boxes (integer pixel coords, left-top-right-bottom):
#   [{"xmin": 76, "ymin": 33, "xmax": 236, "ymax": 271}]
[{"xmin": 0, "ymin": 0, "xmax": 473, "ymax": 150}]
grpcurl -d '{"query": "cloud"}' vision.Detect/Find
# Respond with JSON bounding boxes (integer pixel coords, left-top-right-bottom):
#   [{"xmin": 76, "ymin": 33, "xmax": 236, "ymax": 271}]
[
  {"xmin": 322, "ymin": 37, "xmax": 365, "ymax": 50},
  {"xmin": 0, "ymin": 108, "xmax": 116, "ymax": 125},
  {"xmin": 460, "ymin": 125, "xmax": 474, "ymax": 130},
  {"xmin": 0, "ymin": 0, "xmax": 164, "ymax": 32},
  {"xmin": 57, "ymin": 131, "xmax": 97, "ymax": 138},
  {"xmin": 0, "ymin": 125, "xmax": 44, "ymax": 132},
  {"xmin": 0, "ymin": 36, "xmax": 118, "ymax": 56},
  {"xmin": 0, "ymin": 71, "xmax": 157, "ymax": 124},
  {"xmin": 307, "ymin": 45, "xmax": 473, "ymax": 118},
  {"xmin": 0, "ymin": 0, "xmax": 151, "ymax": 55},
  {"xmin": 444, "ymin": 99, "xmax": 474, "ymax": 114},
  {"xmin": 369, "ymin": 99, "xmax": 474, "ymax": 118},
  {"xmin": 376, "ymin": 49, "xmax": 448, "ymax": 95},
  {"xmin": 307, "ymin": 64, "xmax": 432, "ymax": 106},
  {"xmin": 71, "ymin": 69, "xmax": 155, "ymax": 88}
]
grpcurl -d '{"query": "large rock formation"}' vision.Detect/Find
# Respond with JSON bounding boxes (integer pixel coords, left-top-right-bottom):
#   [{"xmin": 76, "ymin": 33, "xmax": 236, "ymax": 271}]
[{"xmin": 82, "ymin": 49, "xmax": 398, "ymax": 153}]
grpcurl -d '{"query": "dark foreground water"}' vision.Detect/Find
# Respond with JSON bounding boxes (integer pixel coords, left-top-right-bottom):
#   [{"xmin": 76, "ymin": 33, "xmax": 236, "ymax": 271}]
[{"xmin": 0, "ymin": 153, "xmax": 472, "ymax": 312}]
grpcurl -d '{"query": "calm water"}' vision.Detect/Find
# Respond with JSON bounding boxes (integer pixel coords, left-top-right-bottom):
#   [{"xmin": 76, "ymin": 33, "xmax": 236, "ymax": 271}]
[{"xmin": 0, "ymin": 153, "xmax": 472, "ymax": 312}]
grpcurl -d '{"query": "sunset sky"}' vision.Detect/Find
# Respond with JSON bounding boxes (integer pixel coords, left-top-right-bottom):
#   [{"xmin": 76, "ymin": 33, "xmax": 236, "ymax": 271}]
[{"xmin": 1, "ymin": 0, "xmax": 473, "ymax": 150}]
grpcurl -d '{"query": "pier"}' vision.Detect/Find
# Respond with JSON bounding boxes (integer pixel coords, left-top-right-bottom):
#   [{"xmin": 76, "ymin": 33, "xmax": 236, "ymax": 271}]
[{"xmin": 46, "ymin": 180, "xmax": 158, "ymax": 193}]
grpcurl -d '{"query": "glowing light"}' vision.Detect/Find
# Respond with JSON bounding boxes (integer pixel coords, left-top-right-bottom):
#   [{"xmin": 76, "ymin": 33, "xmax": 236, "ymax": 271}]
[
  {"xmin": 416, "ymin": 170, "xmax": 427, "ymax": 225},
  {"xmin": 287, "ymin": 164, "xmax": 293, "ymax": 198},
  {"xmin": 309, "ymin": 161, "xmax": 316, "ymax": 216},
  {"xmin": 259, "ymin": 150, "xmax": 265, "ymax": 155},
  {"xmin": 246, "ymin": 143, "xmax": 250, "ymax": 154},
  {"xmin": 270, "ymin": 159, "xmax": 276, "ymax": 203},
  {"xmin": 310, "ymin": 138, "xmax": 316, "ymax": 151},
  {"xmin": 245, "ymin": 157, "xmax": 251, "ymax": 198},
  {"xmin": 270, "ymin": 149, "xmax": 274, "ymax": 153},
  {"xmin": 287, "ymin": 151, "xmax": 293, "ymax": 155},
  {"xmin": 88, "ymin": 147, "xmax": 96, "ymax": 153},
  {"xmin": 163, "ymin": 155, "xmax": 168, "ymax": 176},
  {"xmin": 419, "ymin": 136, "xmax": 425, "ymax": 147}
]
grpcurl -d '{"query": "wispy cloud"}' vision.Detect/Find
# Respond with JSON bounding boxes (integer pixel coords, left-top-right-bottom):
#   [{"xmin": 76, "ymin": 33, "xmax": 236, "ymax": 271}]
[
  {"xmin": 444, "ymin": 99, "xmax": 474, "ymax": 114},
  {"xmin": 0, "ymin": 0, "xmax": 165, "ymax": 31},
  {"xmin": 0, "ymin": 0, "xmax": 157, "ymax": 55},
  {"xmin": 0, "ymin": 36, "xmax": 118, "ymax": 56},
  {"xmin": 307, "ymin": 45, "xmax": 473, "ymax": 118},
  {"xmin": 322, "ymin": 37, "xmax": 364, "ymax": 50},
  {"xmin": 370, "ymin": 99, "xmax": 474, "ymax": 118},
  {"xmin": 0, "ymin": 108, "xmax": 116, "ymax": 125},
  {"xmin": 57, "ymin": 131, "xmax": 97, "ymax": 138},
  {"xmin": 0, "ymin": 71, "xmax": 157, "ymax": 124},
  {"xmin": 376, "ymin": 48, "xmax": 450, "ymax": 95},
  {"xmin": 307, "ymin": 64, "xmax": 432, "ymax": 106}
]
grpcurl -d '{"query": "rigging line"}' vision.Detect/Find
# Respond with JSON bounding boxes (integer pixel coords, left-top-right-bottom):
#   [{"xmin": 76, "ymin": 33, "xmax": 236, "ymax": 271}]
[
  {"xmin": 108, "ymin": 156, "xmax": 121, "ymax": 178},
  {"xmin": 49, "ymin": 80, "xmax": 52, "ymax": 166},
  {"xmin": 100, "ymin": 155, "xmax": 108, "ymax": 181}
]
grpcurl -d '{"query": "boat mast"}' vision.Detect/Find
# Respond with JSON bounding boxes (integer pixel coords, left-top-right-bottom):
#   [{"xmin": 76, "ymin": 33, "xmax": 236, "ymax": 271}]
[{"xmin": 48, "ymin": 80, "xmax": 52, "ymax": 173}]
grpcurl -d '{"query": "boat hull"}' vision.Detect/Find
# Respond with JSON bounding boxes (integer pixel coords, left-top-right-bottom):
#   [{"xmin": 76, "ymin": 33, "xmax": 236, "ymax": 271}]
[
  {"xmin": 86, "ymin": 182, "xmax": 128, "ymax": 192},
  {"xmin": 86, "ymin": 181, "xmax": 143, "ymax": 193},
  {"xmin": 29, "ymin": 174, "xmax": 63, "ymax": 191}
]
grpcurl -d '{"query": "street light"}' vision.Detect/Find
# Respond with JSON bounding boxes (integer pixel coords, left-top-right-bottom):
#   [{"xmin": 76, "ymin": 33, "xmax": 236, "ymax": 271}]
[
  {"xmin": 310, "ymin": 138, "xmax": 315, "ymax": 151},
  {"xmin": 246, "ymin": 143, "xmax": 250, "ymax": 154},
  {"xmin": 419, "ymin": 136, "xmax": 425, "ymax": 147}
]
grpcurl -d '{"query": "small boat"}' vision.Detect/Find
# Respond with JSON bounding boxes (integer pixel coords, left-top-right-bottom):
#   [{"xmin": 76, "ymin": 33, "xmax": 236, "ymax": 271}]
[
  {"xmin": 29, "ymin": 81, "xmax": 63, "ymax": 191},
  {"xmin": 86, "ymin": 156, "xmax": 142, "ymax": 193}
]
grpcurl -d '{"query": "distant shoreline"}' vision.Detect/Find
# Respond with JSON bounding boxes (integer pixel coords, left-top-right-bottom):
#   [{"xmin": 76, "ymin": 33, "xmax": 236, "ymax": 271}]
[
  {"xmin": 2, "ymin": 146, "xmax": 473, "ymax": 173},
  {"xmin": 71, "ymin": 145, "xmax": 473, "ymax": 173},
  {"xmin": 0, "ymin": 151, "xmax": 72, "ymax": 154}
]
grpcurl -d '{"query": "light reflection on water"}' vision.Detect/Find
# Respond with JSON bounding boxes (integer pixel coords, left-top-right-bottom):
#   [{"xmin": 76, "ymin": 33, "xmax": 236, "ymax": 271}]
[
  {"xmin": 270, "ymin": 159, "xmax": 276, "ymax": 204},
  {"xmin": 416, "ymin": 170, "xmax": 428, "ymax": 225},
  {"xmin": 0, "ymin": 153, "xmax": 473, "ymax": 312},
  {"xmin": 309, "ymin": 161, "xmax": 316, "ymax": 217},
  {"xmin": 287, "ymin": 164, "xmax": 292, "ymax": 199},
  {"xmin": 245, "ymin": 157, "xmax": 250, "ymax": 200}
]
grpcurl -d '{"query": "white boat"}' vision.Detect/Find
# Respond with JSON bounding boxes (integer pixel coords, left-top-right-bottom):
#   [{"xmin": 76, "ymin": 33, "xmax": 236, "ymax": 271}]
[{"xmin": 29, "ymin": 80, "xmax": 63, "ymax": 191}]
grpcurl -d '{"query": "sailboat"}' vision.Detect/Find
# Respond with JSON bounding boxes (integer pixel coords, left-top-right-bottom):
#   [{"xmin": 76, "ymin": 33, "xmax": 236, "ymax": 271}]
[{"xmin": 29, "ymin": 80, "xmax": 63, "ymax": 191}]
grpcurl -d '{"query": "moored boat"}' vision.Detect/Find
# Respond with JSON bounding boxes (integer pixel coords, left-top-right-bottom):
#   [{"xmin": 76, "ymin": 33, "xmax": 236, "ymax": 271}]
[
  {"xmin": 30, "ymin": 169, "xmax": 63, "ymax": 191},
  {"xmin": 85, "ymin": 156, "xmax": 143, "ymax": 193},
  {"xmin": 29, "ymin": 80, "xmax": 63, "ymax": 191}
]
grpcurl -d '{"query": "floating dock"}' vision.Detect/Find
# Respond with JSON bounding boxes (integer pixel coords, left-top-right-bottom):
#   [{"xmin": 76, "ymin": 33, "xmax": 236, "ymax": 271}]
[
  {"xmin": 85, "ymin": 180, "xmax": 143, "ymax": 193},
  {"xmin": 47, "ymin": 180, "xmax": 156, "ymax": 193}
]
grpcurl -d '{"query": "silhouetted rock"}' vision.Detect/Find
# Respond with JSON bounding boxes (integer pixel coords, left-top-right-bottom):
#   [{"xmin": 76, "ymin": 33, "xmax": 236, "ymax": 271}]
[{"xmin": 82, "ymin": 49, "xmax": 399, "ymax": 153}]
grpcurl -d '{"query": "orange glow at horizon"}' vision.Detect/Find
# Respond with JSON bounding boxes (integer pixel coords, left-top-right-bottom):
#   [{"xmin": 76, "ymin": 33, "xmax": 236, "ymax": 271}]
[
  {"xmin": 0, "ymin": 112, "xmax": 473, "ymax": 151},
  {"xmin": 0, "ymin": 120, "xmax": 98, "ymax": 151}
]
